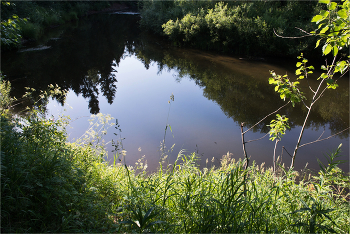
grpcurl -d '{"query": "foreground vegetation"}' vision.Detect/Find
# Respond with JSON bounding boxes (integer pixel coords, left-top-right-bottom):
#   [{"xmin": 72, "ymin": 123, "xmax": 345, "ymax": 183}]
[{"xmin": 1, "ymin": 78, "xmax": 349, "ymax": 233}]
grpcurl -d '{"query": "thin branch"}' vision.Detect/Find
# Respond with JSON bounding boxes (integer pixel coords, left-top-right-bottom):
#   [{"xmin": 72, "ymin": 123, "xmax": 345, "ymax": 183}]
[
  {"xmin": 273, "ymin": 28, "xmax": 313, "ymax": 39},
  {"xmin": 299, "ymin": 127, "xmax": 350, "ymax": 148},
  {"xmin": 245, "ymin": 133, "xmax": 269, "ymax": 143},
  {"xmin": 308, "ymin": 84, "xmax": 316, "ymax": 94},
  {"xmin": 243, "ymin": 101, "xmax": 291, "ymax": 134},
  {"xmin": 240, "ymin": 122, "xmax": 249, "ymax": 170},
  {"xmin": 295, "ymin": 27, "xmax": 314, "ymax": 36},
  {"xmin": 317, "ymin": 130, "xmax": 325, "ymax": 141},
  {"xmin": 282, "ymin": 146, "xmax": 293, "ymax": 158}
]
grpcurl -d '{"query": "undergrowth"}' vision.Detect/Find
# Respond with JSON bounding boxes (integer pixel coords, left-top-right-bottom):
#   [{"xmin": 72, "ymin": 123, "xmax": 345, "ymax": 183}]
[{"xmin": 1, "ymin": 78, "xmax": 349, "ymax": 233}]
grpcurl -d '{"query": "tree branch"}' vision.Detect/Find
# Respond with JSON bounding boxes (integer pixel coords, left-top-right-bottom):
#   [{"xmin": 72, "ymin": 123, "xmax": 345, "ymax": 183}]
[
  {"xmin": 245, "ymin": 133, "xmax": 269, "ymax": 143},
  {"xmin": 273, "ymin": 28, "xmax": 314, "ymax": 39},
  {"xmin": 298, "ymin": 127, "xmax": 350, "ymax": 148},
  {"xmin": 243, "ymin": 101, "xmax": 291, "ymax": 135},
  {"xmin": 282, "ymin": 146, "xmax": 293, "ymax": 158}
]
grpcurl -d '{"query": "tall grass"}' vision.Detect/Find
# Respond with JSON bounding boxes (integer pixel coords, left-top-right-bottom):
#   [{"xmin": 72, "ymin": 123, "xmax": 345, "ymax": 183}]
[{"xmin": 1, "ymin": 79, "xmax": 349, "ymax": 232}]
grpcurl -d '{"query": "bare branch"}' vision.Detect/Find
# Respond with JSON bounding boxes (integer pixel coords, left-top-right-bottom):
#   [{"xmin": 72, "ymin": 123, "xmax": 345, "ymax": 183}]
[
  {"xmin": 273, "ymin": 28, "xmax": 314, "ymax": 39},
  {"xmin": 282, "ymin": 146, "xmax": 293, "ymax": 158},
  {"xmin": 299, "ymin": 127, "xmax": 350, "ymax": 148},
  {"xmin": 295, "ymin": 27, "xmax": 313, "ymax": 36},
  {"xmin": 243, "ymin": 101, "xmax": 291, "ymax": 134},
  {"xmin": 240, "ymin": 122, "xmax": 249, "ymax": 170},
  {"xmin": 317, "ymin": 130, "xmax": 325, "ymax": 141},
  {"xmin": 245, "ymin": 133, "xmax": 269, "ymax": 143}
]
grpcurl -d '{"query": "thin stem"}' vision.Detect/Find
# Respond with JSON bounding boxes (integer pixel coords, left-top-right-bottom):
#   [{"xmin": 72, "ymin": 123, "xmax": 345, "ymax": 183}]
[
  {"xmin": 273, "ymin": 139, "xmax": 279, "ymax": 174},
  {"xmin": 240, "ymin": 122, "xmax": 249, "ymax": 170}
]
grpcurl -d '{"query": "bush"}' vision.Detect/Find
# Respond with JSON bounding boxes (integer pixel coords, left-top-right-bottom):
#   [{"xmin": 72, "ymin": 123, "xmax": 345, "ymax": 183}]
[{"xmin": 143, "ymin": 1, "xmax": 320, "ymax": 57}]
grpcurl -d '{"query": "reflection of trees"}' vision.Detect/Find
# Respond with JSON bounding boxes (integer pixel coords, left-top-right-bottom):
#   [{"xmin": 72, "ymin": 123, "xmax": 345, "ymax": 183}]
[
  {"xmin": 3, "ymin": 13, "xmax": 348, "ymax": 138},
  {"xmin": 131, "ymin": 40, "xmax": 349, "ymax": 138},
  {"xmin": 2, "ymin": 14, "xmax": 141, "ymax": 114}
]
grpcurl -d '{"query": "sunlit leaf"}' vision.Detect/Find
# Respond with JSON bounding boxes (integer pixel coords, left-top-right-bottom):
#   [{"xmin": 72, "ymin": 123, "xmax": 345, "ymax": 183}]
[
  {"xmin": 333, "ymin": 46, "xmax": 338, "ymax": 56},
  {"xmin": 319, "ymin": 0, "xmax": 330, "ymax": 4},
  {"xmin": 329, "ymin": 2, "xmax": 337, "ymax": 10},
  {"xmin": 338, "ymin": 9, "xmax": 348, "ymax": 19},
  {"xmin": 322, "ymin": 44, "xmax": 332, "ymax": 55},
  {"xmin": 320, "ymin": 25, "xmax": 329, "ymax": 34},
  {"xmin": 315, "ymin": 39, "xmax": 321, "ymax": 48},
  {"xmin": 311, "ymin": 15, "xmax": 323, "ymax": 23}
]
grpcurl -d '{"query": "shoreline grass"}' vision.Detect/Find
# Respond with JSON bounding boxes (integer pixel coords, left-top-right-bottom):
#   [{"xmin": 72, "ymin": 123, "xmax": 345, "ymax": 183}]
[{"xmin": 1, "ymin": 110, "xmax": 349, "ymax": 233}]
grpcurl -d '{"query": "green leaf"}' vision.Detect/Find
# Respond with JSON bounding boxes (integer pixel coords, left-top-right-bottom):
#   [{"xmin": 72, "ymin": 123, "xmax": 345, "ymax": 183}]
[
  {"xmin": 329, "ymin": 2, "xmax": 337, "ymax": 10},
  {"xmin": 320, "ymin": 73, "xmax": 328, "ymax": 79},
  {"xmin": 296, "ymin": 62, "xmax": 302, "ymax": 67},
  {"xmin": 319, "ymin": 0, "xmax": 330, "ymax": 4},
  {"xmin": 338, "ymin": 9, "xmax": 348, "ymax": 19},
  {"xmin": 295, "ymin": 69, "xmax": 302, "ymax": 75},
  {"xmin": 315, "ymin": 39, "xmax": 321, "ymax": 48},
  {"xmin": 333, "ymin": 46, "xmax": 338, "ymax": 56},
  {"xmin": 322, "ymin": 44, "xmax": 332, "ymax": 55},
  {"xmin": 320, "ymin": 25, "xmax": 329, "ymax": 34},
  {"xmin": 311, "ymin": 15, "xmax": 323, "ymax": 23},
  {"xmin": 326, "ymin": 79, "xmax": 334, "ymax": 85},
  {"xmin": 320, "ymin": 10, "xmax": 329, "ymax": 18}
]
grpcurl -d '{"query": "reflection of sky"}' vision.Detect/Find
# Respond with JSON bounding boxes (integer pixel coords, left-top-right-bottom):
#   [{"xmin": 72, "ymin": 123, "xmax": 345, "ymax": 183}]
[{"xmin": 47, "ymin": 55, "xmax": 349, "ymax": 173}]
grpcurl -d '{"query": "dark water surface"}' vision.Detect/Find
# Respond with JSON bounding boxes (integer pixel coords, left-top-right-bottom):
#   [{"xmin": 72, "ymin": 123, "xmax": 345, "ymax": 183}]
[{"xmin": 2, "ymin": 13, "xmax": 349, "ymax": 172}]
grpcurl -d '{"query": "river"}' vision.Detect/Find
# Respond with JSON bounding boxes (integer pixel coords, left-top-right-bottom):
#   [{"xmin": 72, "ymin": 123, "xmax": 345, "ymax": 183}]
[{"xmin": 2, "ymin": 13, "xmax": 349, "ymax": 172}]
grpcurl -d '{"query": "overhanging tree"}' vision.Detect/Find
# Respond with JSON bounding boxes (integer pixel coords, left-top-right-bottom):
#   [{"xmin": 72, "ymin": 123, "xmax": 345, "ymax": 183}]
[{"xmin": 241, "ymin": 0, "xmax": 349, "ymax": 170}]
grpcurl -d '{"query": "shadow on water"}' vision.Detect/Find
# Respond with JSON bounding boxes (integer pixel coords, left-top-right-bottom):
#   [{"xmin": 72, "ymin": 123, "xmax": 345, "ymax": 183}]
[{"xmin": 2, "ymin": 13, "xmax": 349, "ymax": 172}]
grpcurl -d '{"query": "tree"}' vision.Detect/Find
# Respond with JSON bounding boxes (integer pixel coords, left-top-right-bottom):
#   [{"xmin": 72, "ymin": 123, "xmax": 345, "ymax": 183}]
[{"xmin": 241, "ymin": 0, "xmax": 349, "ymax": 170}]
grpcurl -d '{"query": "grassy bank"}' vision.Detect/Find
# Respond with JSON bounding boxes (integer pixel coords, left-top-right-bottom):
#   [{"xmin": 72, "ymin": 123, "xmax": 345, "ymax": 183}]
[{"xmin": 1, "ymin": 78, "xmax": 349, "ymax": 233}]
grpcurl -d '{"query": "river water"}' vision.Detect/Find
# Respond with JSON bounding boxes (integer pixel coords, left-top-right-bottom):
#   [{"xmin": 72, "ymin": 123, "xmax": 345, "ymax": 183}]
[{"xmin": 2, "ymin": 13, "xmax": 349, "ymax": 172}]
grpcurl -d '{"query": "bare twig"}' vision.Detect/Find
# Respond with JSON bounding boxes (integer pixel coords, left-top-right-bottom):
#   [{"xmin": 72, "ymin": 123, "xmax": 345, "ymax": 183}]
[
  {"xmin": 240, "ymin": 122, "xmax": 249, "ymax": 170},
  {"xmin": 295, "ymin": 27, "xmax": 314, "ymax": 36},
  {"xmin": 245, "ymin": 133, "xmax": 269, "ymax": 143},
  {"xmin": 317, "ymin": 130, "xmax": 325, "ymax": 141},
  {"xmin": 282, "ymin": 146, "xmax": 293, "ymax": 158},
  {"xmin": 243, "ymin": 101, "xmax": 291, "ymax": 135},
  {"xmin": 299, "ymin": 127, "xmax": 350, "ymax": 148},
  {"xmin": 273, "ymin": 28, "xmax": 314, "ymax": 39}
]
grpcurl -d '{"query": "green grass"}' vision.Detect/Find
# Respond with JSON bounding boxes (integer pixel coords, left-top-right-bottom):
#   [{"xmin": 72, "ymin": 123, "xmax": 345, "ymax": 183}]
[{"xmin": 1, "ymin": 79, "xmax": 349, "ymax": 233}]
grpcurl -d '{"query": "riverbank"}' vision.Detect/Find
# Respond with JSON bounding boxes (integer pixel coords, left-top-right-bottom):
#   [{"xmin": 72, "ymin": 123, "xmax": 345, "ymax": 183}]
[{"xmin": 1, "ymin": 76, "xmax": 349, "ymax": 233}]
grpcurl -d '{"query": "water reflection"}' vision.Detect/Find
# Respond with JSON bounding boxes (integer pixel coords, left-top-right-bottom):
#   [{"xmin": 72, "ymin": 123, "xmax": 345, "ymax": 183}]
[
  {"xmin": 2, "ymin": 14, "xmax": 140, "ymax": 114},
  {"xmin": 2, "ymin": 13, "xmax": 348, "ymax": 171}
]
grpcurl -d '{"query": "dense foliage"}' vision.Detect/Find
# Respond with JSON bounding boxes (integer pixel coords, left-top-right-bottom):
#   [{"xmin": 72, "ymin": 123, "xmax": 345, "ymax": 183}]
[
  {"xmin": 1, "ymin": 77, "xmax": 349, "ymax": 233},
  {"xmin": 140, "ymin": 0, "xmax": 321, "ymax": 57},
  {"xmin": 0, "ymin": 1, "xmax": 111, "ymax": 49}
]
